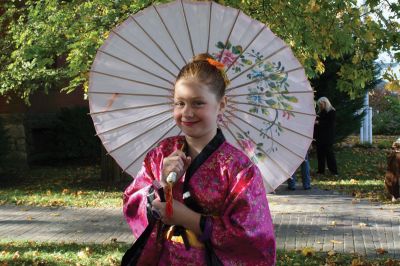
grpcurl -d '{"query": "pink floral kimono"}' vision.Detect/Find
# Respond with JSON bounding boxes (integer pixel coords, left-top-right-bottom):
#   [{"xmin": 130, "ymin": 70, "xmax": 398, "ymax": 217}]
[{"xmin": 123, "ymin": 129, "xmax": 276, "ymax": 265}]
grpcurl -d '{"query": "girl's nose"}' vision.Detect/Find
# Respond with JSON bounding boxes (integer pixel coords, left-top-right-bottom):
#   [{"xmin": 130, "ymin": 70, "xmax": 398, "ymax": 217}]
[{"xmin": 183, "ymin": 105, "xmax": 194, "ymax": 117}]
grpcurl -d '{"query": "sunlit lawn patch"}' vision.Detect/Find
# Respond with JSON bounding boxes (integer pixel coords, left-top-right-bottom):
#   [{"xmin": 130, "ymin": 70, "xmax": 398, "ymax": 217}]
[
  {"xmin": 0, "ymin": 166, "xmax": 126, "ymax": 208},
  {"xmin": 0, "ymin": 240, "xmax": 129, "ymax": 265},
  {"xmin": 276, "ymin": 249, "xmax": 399, "ymax": 266},
  {"xmin": 1, "ymin": 241, "xmax": 398, "ymax": 266},
  {"xmin": 309, "ymin": 135, "xmax": 398, "ymax": 204}
]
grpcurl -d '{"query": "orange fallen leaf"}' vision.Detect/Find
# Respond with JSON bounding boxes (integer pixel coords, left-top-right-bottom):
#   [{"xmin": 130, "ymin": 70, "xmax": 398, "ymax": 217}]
[{"xmin": 376, "ymin": 248, "xmax": 387, "ymax": 255}]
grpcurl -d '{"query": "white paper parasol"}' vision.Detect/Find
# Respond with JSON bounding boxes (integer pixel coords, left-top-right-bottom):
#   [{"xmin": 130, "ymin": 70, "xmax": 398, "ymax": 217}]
[{"xmin": 88, "ymin": 0, "xmax": 316, "ymax": 192}]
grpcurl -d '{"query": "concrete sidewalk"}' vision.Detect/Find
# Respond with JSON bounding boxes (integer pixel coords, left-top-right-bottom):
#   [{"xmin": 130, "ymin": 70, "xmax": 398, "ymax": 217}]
[
  {"xmin": 0, "ymin": 185, "xmax": 399, "ymax": 258},
  {"xmin": 269, "ymin": 186, "xmax": 399, "ymax": 258}
]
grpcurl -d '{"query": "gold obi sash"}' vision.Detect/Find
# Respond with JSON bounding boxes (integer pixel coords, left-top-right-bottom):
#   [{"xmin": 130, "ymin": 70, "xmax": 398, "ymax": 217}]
[{"xmin": 165, "ymin": 225, "xmax": 204, "ymax": 249}]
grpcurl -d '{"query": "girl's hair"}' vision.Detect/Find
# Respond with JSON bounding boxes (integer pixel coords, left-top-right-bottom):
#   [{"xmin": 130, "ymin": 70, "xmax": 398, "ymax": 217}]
[
  {"xmin": 317, "ymin": 97, "xmax": 335, "ymax": 112},
  {"xmin": 175, "ymin": 53, "xmax": 226, "ymax": 100}
]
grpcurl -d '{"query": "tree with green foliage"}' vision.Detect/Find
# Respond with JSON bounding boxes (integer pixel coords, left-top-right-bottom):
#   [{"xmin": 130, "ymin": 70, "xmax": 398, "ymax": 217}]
[
  {"xmin": 0, "ymin": 0, "xmax": 399, "ymax": 103},
  {"xmin": 371, "ymin": 93, "xmax": 400, "ymax": 135}
]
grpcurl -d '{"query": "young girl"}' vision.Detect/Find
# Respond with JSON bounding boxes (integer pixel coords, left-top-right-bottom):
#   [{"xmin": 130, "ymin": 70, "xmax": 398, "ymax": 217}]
[{"xmin": 122, "ymin": 54, "xmax": 276, "ymax": 265}]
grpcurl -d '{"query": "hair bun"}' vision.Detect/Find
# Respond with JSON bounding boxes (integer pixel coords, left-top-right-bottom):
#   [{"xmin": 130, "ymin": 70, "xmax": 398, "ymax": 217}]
[{"xmin": 192, "ymin": 53, "xmax": 214, "ymax": 62}]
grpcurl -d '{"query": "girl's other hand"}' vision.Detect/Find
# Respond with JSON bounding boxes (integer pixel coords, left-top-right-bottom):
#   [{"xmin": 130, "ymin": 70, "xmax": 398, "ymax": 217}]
[{"xmin": 152, "ymin": 198, "xmax": 201, "ymax": 235}]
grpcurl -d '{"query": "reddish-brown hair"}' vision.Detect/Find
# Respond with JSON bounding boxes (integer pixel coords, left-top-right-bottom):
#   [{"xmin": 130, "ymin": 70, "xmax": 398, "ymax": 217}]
[{"xmin": 175, "ymin": 53, "xmax": 226, "ymax": 100}]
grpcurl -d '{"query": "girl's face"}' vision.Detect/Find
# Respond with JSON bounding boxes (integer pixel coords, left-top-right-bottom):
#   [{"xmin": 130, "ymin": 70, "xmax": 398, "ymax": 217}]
[
  {"xmin": 173, "ymin": 78, "xmax": 226, "ymax": 140},
  {"xmin": 319, "ymin": 101, "xmax": 326, "ymax": 110}
]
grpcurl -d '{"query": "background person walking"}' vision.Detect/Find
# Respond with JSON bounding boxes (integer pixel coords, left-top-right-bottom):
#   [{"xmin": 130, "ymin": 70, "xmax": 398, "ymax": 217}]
[{"xmin": 314, "ymin": 97, "xmax": 338, "ymax": 176}]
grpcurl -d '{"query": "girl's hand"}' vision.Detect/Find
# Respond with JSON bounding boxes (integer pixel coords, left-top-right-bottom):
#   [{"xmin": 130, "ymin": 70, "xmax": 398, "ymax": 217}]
[
  {"xmin": 152, "ymin": 198, "xmax": 201, "ymax": 235},
  {"xmin": 161, "ymin": 150, "xmax": 191, "ymax": 186}
]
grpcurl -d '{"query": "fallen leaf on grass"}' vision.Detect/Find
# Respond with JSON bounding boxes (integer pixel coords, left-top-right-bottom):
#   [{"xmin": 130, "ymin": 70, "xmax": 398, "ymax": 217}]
[
  {"xmin": 330, "ymin": 240, "xmax": 342, "ymax": 244},
  {"xmin": 301, "ymin": 247, "xmax": 315, "ymax": 257},
  {"xmin": 77, "ymin": 250, "xmax": 88, "ymax": 259},
  {"xmin": 385, "ymin": 258, "xmax": 396, "ymax": 266},
  {"xmin": 358, "ymin": 222, "xmax": 368, "ymax": 227},
  {"xmin": 376, "ymin": 248, "xmax": 387, "ymax": 254},
  {"xmin": 26, "ymin": 216, "xmax": 33, "ymax": 221},
  {"xmin": 327, "ymin": 250, "xmax": 335, "ymax": 256},
  {"xmin": 12, "ymin": 251, "xmax": 20, "ymax": 260},
  {"xmin": 351, "ymin": 258, "xmax": 364, "ymax": 266},
  {"xmin": 50, "ymin": 213, "xmax": 60, "ymax": 217}
]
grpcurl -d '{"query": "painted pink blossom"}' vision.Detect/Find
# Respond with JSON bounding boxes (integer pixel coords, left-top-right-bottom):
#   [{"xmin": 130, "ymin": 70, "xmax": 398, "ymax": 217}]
[{"xmin": 215, "ymin": 50, "xmax": 237, "ymax": 67}]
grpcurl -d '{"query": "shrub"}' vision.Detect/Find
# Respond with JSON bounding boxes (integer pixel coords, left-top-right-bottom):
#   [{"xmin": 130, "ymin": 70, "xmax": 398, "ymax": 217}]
[{"xmin": 372, "ymin": 95, "xmax": 400, "ymax": 135}]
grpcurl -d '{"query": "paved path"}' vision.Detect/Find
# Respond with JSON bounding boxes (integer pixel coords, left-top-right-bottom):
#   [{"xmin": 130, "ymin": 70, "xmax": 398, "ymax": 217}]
[
  {"xmin": 0, "ymin": 185, "xmax": 399, "ymax": 258},
  {"xmin": 269, "ymin": 186, "xmax": 399, "ymax": 258}
]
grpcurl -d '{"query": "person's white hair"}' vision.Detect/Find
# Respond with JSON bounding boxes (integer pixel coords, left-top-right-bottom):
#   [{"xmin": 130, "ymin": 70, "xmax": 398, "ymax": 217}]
[{"xmin": 317, "ymin": 97, "xmax": 335, "ymax": 112}]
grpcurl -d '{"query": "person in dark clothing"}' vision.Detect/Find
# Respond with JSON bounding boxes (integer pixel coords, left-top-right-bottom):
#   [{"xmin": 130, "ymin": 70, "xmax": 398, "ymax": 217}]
[{"xmin": 315, "ymin": 97, "xmax": 338, "ymax": 175}]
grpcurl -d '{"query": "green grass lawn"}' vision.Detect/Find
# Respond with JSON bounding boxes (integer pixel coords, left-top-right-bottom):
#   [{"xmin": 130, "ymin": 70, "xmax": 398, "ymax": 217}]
[
  {"xmin": 0, "ymin": 135, "xmax": 398, "ymax": 208},
  {"xmin": 0, "ymin": 241, "xmax": 126, "ymax": 265},
  {"xmin": 0, "ymin": 166, "xmax": 126, "ymax": 208},
  {"xmin": 0, "ymin": 241, "xmax": 398, "ymax": 265},
  {"xmin": 308, "ymin": 135, "xmax": 398, "ymax": 204}
]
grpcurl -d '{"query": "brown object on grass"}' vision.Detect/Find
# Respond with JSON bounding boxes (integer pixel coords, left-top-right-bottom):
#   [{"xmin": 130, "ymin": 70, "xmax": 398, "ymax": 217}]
[{"xmin": 385, "ymin": 140, "xmax": 400, "ymax": 201}]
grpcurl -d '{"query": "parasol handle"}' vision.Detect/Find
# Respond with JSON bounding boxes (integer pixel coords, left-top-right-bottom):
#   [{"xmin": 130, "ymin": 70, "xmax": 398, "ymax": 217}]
[
  {"xmin": 166, "ymin": 171, "xmax": 177, "ymax": 184},
  {"xmin": 165, "ymin": 144, "xmax": 184, "ymax": 184}
]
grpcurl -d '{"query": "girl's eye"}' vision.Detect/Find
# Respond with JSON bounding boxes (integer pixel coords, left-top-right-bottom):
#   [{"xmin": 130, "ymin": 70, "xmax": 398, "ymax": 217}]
[
  {"xmin": 193, "ymin": 101, "xmax": 205, "ymax": 107},
  {"xmin": 173, "ymin": 102, "xmax": 184, "ymax": 107}
]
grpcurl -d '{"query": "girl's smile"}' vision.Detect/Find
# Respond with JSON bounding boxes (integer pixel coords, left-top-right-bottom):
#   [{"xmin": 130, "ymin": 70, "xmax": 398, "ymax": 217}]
[{"xmin": 181, "ymin": 121, "xmax": 200, "ymax": 127}]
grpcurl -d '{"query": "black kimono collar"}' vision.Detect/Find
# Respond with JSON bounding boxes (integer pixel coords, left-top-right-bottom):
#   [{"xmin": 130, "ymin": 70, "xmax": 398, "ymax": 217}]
[
  {"xmin": 184, "ymin": 128, "xmax": 225, "ymax": 180},
  {"xmin": 183, "ymin": 128, "xmax": 225, "ymax": 212}
]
